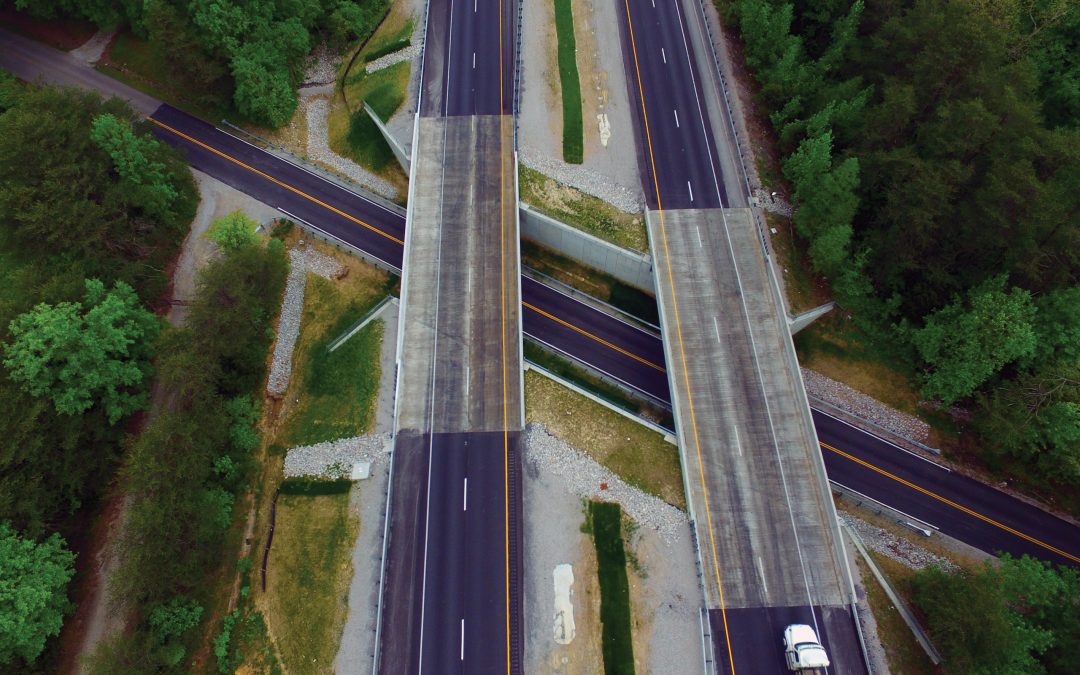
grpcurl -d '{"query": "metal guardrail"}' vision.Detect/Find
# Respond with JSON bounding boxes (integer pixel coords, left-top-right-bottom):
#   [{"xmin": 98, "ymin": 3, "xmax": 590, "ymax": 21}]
[
  {"xmin": 219, "ymin": 118, "xmax": 407, "ymax": 217},
  {"xmin": 277, "ymin": 209, "xmax": 402, "ymax": 276},
  {"xmin": 831, "ymin": 480, "xmax": 938, "ymax": 536},
  {"xmin": 521, "ymin": 264, "xmax": 661, "ymax": 335},
  {"xmin": 809, "ymin": 395, "xmax": 942, "ymax": 456},
  {"xmin": 524, "ymin": 359, "xmax": 676, "ymax": 438}
]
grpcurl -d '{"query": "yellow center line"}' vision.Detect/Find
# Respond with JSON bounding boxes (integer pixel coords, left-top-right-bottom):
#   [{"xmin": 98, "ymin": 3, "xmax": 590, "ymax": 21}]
[
  {"xmin": 522, "ymin": 302, "xmax": 667, "ymax": 372},
  {"xmin": 147, "ymin": 117, "xmax": 404, "ymax": 246},
  {"xmin": 620, "ymin": 0, "xmax": 736, "ymax": 671},
  {"xmin": 821, "ymin": 442, "xmax": 1080, "ymax": 564}
]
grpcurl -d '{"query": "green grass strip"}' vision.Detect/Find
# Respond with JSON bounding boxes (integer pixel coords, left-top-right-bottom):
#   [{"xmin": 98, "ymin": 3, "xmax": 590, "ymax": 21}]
[
  {"xmin": 279, "ymin": 479, "xmax": 354, "ymax": 496},
  {"xmin": 553, "ymin": 0, "xmax": 584, "ymax": 164},
  {"xmin": 590, "ymin": 501, "xmax": 636, "ymax": 674}
]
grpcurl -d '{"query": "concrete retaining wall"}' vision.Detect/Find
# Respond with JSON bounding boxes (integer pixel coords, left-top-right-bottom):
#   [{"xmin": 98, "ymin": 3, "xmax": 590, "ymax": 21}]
[{"xmin": 519, "ymin": 203, "xmax": 655, "ymax": 292}]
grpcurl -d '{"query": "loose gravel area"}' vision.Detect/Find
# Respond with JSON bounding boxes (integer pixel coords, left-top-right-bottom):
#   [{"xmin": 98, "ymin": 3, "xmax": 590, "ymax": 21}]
[
  {"xmin": 752, "ymin": 188, "xmax": 793, "ymax": 217},
  {"xmin": 366, "ymin": 44, "xmax": 423, "ymax": 73},
  {"xmin": 840, "ymin": 512, "xmax": 957, "ymax": 572},
  {"xmin": 267, "ymin": 247, "xmax": 345, "ymax": 395},
  {"xmin": 302, "ymin": 43, "xmax": 343, "ymax": 85},
  {"xmin": 306, "ymin": 98, "xmax": 399, "ymax": 199},
  {"xmin": 520, "ymin": 144, "xmax": 645, "ymax": 215},
  {"xmin": 524, "ymin": 423, "xmax": 687, "ymax": 543},
  {"xmin": 802, "ymin": 368, "xmax": 930, "ymax": 444},
  {"xmin": 283, "ymin": 432, "xmax": 393, "ymax": 479}
]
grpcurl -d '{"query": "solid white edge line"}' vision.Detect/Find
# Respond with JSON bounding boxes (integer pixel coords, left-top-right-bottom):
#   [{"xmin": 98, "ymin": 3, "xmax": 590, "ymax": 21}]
[
  {"xmin": 521, "ymin": 275, "xmax": 662, "ymax": 338},
  {"xmin": 812, "ymin": 407, "xmax": 950, "ymax": 472},
  {"xmin": 276, "ymin": 208, "xmax": 401, "ymax": 274},
  {"xmin": 214, "ymin": 127, "xmax": 400, "ymax": 217},
  {"xmin": 830, "ymin": 480, "xmax": 940, "ymax": 531},
  {"xmin": 523, "ymin": 333, "xmax": 670, "ymax": 406}
]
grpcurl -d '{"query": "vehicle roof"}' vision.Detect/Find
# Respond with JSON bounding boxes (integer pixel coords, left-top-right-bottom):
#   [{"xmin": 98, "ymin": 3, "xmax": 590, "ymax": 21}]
[{"xmin": 785, "ymin": 624, "xmax": 820, "ymax": 644}]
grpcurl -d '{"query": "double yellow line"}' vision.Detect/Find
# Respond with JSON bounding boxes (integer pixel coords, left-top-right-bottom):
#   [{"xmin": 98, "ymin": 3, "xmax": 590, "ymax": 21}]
[
  {"xmin": 148, "ymin": 117, "xmax": 404, "ymax": 246},
  {"xmin": 822, "ymin": 442, "xmax": 1080, "ymax": 564}
]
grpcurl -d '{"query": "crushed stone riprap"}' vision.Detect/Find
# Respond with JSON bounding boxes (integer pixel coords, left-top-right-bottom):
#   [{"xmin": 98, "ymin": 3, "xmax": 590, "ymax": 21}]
[
  {"xmin": 519, "ymin": 144, "xmax": 645, "ymax": 215},
  {"xmin": 365, "ymin": 43, "xmax": 424, "ymax": 74},
  {"xmin": 302, "ymin": 43, "xmax": 343, "ymax": 85},
  {"xmin": 284, "ymin": 433, "xmax": 393, "ymax": 479},
  {"xmin": 267, "ymin": 247, "xmax": 346, "ymax": 395},
  {"xmin": 801, "ymin": 368, "xmax": 930, "ymax": 444},
  {"xmin": 524, "ymin": 423, "xmax": 687, "ymax": 543},
  {"xmin": 305, "ymin": 98, "xmax": 398, "ymax": 199},
  {"xmin": 840, "ymin": 512, "xmax": 957, "ymax": 572}
]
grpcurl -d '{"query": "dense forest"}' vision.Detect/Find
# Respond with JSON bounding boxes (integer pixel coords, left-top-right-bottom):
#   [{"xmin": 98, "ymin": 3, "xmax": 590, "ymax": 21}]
[
  {"xmin": 729, "ymin": 0, "xmax": 1080, "ymax": 482},
  {"xmin": 15, "ymin": 0, "xmax": 390, "ymax": 126}
]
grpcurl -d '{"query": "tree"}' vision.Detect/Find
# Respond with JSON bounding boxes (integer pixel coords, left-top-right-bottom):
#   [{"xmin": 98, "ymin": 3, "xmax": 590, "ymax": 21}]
[
  {"xmin": 91, "ymin": 113, "xmax": 178, "ymax": 216},
  {"xmin": 0, "ymin": 523, "xmax": 76, "ymax": 665},
  {"xmin": 206, "ymin": 210, "xmax": 262, "ymax": 253},
  {"xmin": 2, "ymin": 278, "xmax": 160, "ymax": 424},
  {"xmin": 230, "ymin": 41, "xmax": 299, "ymax": 129},
  {"xmin": 914, "ymin": 561, "xmax": 1053, "ymax": 674},
  {"xmin": 908, "ymin": 275, "xmax": 1037, "ymax": 404}
]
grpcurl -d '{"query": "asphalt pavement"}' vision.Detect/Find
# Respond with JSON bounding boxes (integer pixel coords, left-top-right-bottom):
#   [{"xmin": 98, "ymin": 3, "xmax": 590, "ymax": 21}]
[{"xmin": 816, "ymin": 409, "xmax": 1080, "ymax": 568}]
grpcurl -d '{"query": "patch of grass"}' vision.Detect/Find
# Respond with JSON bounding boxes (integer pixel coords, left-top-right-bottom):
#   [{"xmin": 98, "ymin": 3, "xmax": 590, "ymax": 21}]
[
  {"xmin": 356, "ymin": 17, "xmax": 414, "ymax": 64},
  {"xmin": 264, "ymin": 491, "xmax": 357, "ymax": 675},
  {"xmin": 855, "ymin": 556, "xmax": 937, "ymax": 675},
  {"xmin": 279, "ymin": 479, "xmax": 354, "ymax": 496},
  {"xmin": 589, "ymin": 501, "xmax": 636, "ymax": 675},
  {"xmin": 520, "ymin": 166, "xmax": 648, "ymax": 251},
  {"xmin": 524, "ymin": 340, "xmax": 673, "ymax": 427},
  {"xmin": 279, "ymin": 276, "xmax": 385, "ymax": 447},
  {"xmin": 521, "ymin": 239, "xmax": 658, "ymax": 325},
  {"xmin": 553, "ymin": 0, "xmax": 584, "ymax": 163},
  {"xmin": 364, "ymin": 37, "xmax": 411, "ymax": 62},
  {"xmin": 525, "ymin": 370, "xmax": 684, "ymax": 509}
]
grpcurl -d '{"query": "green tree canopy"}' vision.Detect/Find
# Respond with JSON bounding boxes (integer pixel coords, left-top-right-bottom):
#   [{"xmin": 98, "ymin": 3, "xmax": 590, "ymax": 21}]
[
  {"xmin": 0, "ymin": 523, "xmax": 76, "ymax": 666},
  {"xmin": 206, "ymin": 210, "xmax": 263, "ymax": 253},
  {"xmin": 2, "ymin": 278, "xmax": 160, "ymax": 424},
  {"xmin": 90, "ymin": 113, "xmax": 178, "ymax": 216},
  {"xmin": 908, "ymin": 275, "xmax": 1037, "ymax": 404}
]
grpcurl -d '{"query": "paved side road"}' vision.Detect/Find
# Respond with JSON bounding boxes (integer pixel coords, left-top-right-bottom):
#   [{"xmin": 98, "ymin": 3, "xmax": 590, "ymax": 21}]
[{"xmin": 0, "ymin": 26, "xmax": 161, "ymax": 114}]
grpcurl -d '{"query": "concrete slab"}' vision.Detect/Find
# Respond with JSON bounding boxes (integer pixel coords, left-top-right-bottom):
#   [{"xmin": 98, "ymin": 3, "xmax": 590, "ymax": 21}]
[{"xmin": 648, "ymin": 207, "xmax": 847, "ymax": 611}]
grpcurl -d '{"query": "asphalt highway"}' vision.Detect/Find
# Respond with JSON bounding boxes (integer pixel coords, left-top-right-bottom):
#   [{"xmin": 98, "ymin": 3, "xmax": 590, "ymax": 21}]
[
  {"xmin": 616, "ymin": 0, "xmax": 728, "ymax": 209},
  {"xmin": 816, "ymin": 409, "xmax": 1080, "ymax": 568},
  {"xmin": 148, "ymin": 104, "xmax": 406, "ymax": 271}
]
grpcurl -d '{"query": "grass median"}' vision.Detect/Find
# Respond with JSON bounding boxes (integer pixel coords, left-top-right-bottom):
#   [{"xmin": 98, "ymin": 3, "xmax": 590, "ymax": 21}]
[
  {"xmin": 589, "ymin": 501, "xmax": 637, "ymax": 674},
  {"xmin": 553, "ymin": 0, "xmax": 584, "ymax": 163}
]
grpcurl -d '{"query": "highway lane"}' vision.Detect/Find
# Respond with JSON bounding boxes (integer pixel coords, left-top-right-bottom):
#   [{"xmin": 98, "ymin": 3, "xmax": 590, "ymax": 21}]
[
  {"xmin": 148, "ymin": 104, "xmax": 406, "ymax": 271},
  {"xmin": 617, "ymin": 0, "xmax": 728, "ymax": 209},
  {"xmin": 816, "ymin": 409, "xmax": 1080, "ymax": 568},
  {"xmin": 521, "ymin": 276, "xmax": 671, "ymax": 404}
]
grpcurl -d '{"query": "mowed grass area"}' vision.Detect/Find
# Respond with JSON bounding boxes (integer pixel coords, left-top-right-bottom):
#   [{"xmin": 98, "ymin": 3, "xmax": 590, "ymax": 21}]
[
  {"xmin": 525, "ymin": 369, "xmax": 685, "ymax": 509},
  {"xmin": 337, "ymin": 60, "xmax": 410, "ymax": 172},
  {"xmin": 264, "ymin": 490, "xmax": 358, "ymax": 675},
  {"xmin": 520, "ymin": 166, "xmax": 649, "ymax": 251},
  {"xmin": 589, "ymin": 502, "xmax": 637, "ymax": 674},
  {"xmin": 553, "ymin": 0, "xmax": 584, "ymax": 163},
  {"xmin": 522, "ymin": 239, "xmax": 658, "ymax": 324},
  {"xmin": 274, "ymin": 265, "xmax": 391, "ymax": 449}
]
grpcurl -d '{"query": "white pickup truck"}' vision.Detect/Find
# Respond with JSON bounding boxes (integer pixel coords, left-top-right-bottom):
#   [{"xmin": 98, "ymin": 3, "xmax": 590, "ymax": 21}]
[{"xmin": 784, "ymin": 624, "xmax": 831, "ymax": 672}]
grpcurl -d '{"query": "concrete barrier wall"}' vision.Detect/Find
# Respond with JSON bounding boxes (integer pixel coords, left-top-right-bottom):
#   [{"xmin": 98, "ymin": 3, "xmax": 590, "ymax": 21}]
[{"xmin": 519, "ymin": 203, "xmax": 655, "ymax": 292}]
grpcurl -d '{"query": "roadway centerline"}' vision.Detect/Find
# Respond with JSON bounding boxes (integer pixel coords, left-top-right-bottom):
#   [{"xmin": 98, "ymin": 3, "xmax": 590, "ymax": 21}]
[
  {"xmin": 821, "ymin": 442, "xmax": 1080, "ymax": 564},
  {"xmin": 148, "ymin": 118, "xmax": 404, "ymax": 245},
  {"xmin": 522, "ymin": 301, "xmax": 667, "ymax": 372}
]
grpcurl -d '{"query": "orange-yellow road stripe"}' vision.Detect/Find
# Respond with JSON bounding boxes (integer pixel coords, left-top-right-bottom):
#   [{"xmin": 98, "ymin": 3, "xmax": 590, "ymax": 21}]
[
  {"xmin": 148, "ymin": 117, "xmax": 404, "ymax": 246},
  {"xmin": 522, "ymin": 301, "xmax": 667, "ymax": 373},
  {"xmin": 821, "ymin": 442, "xmax": 1080, "ymax": 564},
  {"xmin": 620, "ymin": 0, "xmax": 737, "ymax": 671}
]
